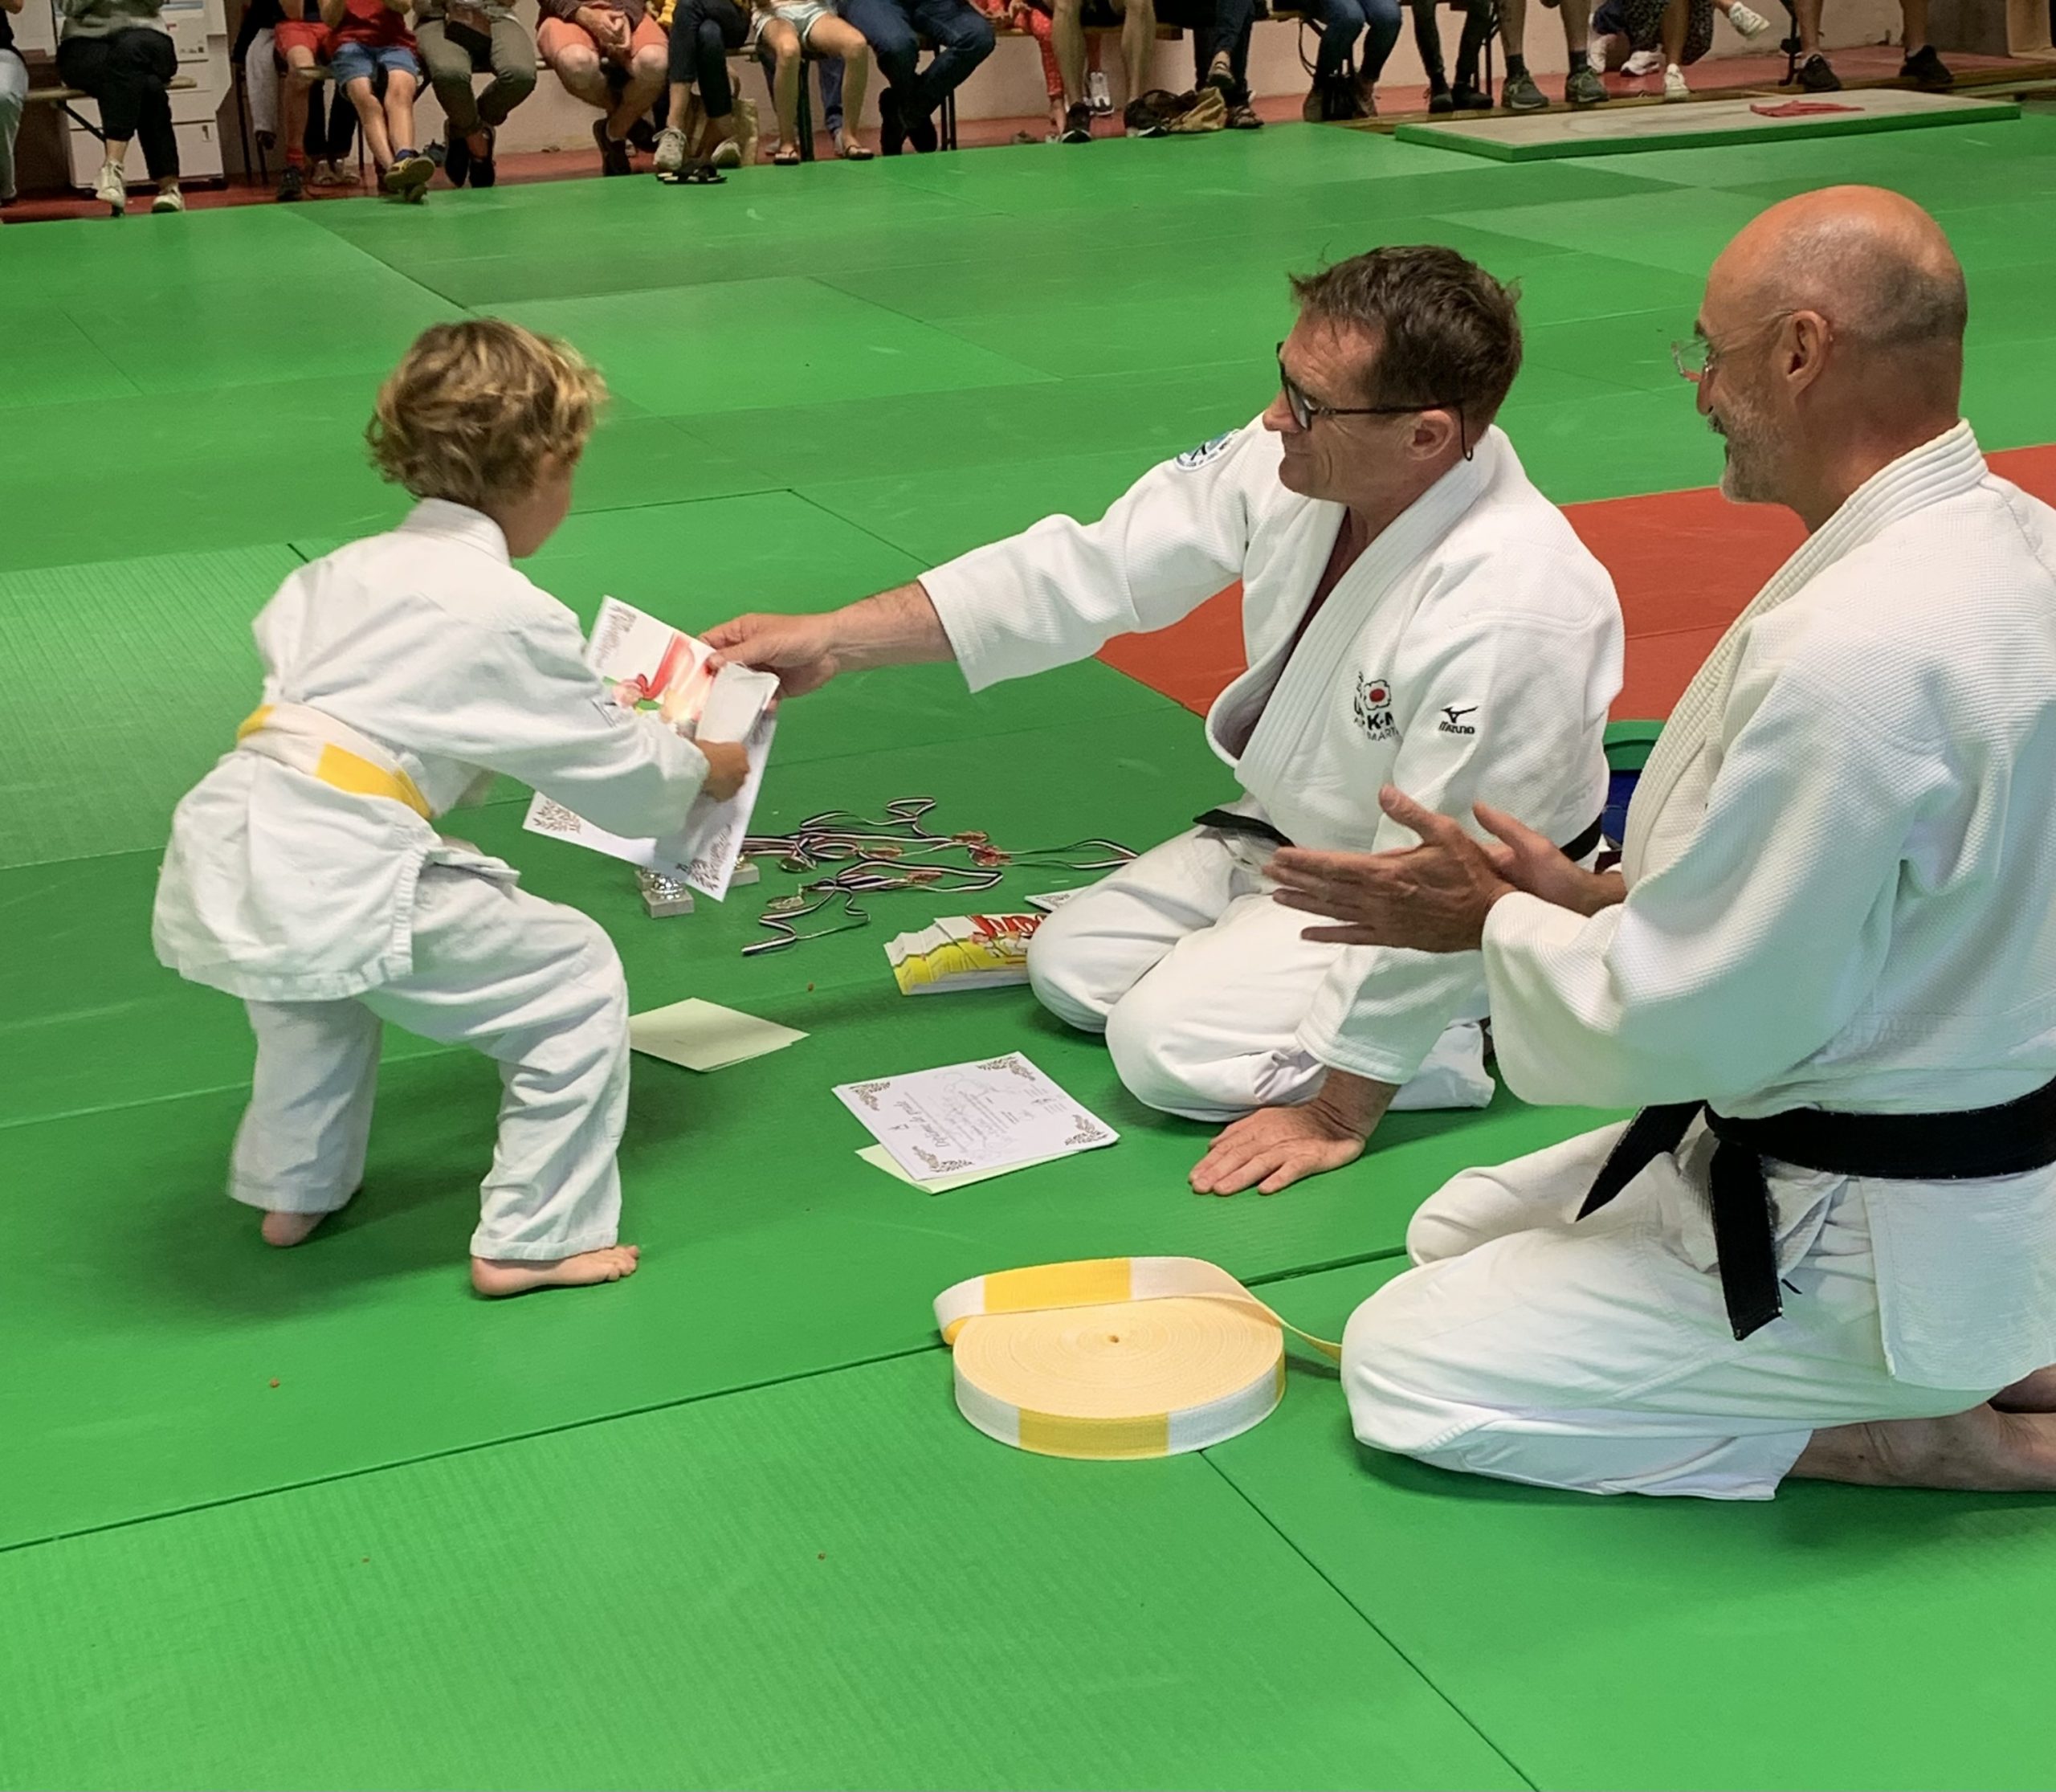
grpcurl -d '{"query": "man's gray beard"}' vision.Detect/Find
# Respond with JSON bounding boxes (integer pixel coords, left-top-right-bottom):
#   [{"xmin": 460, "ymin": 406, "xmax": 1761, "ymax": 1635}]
[{"xmin": 1715, "ymin": 416, "xmax": 1777, "ymax": 504}]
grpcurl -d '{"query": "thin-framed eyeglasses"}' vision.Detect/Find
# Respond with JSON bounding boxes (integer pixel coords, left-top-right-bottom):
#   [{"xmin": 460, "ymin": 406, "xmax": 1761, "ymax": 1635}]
[
  {"xmin": 1276, "ymin": 345, "xmax": 1455, "ymax": 433},
  {"xmin": 1670, "ymin": 311, "xmax": 1804, "ymax": 385}
]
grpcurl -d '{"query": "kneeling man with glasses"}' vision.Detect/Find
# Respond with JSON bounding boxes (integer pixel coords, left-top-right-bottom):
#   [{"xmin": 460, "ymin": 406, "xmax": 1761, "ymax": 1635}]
[{"xmin": 705, "ymin": 246, "xmax": 1623, "ymax": 1196}]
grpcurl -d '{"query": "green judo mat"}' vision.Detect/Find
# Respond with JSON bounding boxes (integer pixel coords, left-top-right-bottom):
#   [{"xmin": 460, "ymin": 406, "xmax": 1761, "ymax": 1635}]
[{"xmin": 6, "ymin": 107, "xmax": 2056, "ymax": 1788}]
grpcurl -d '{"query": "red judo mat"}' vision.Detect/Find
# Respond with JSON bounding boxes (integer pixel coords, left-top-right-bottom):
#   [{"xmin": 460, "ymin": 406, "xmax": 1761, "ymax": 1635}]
[{"xmin": 1100, "ymin": 443, "xmax": 2056, "ymax": 722}]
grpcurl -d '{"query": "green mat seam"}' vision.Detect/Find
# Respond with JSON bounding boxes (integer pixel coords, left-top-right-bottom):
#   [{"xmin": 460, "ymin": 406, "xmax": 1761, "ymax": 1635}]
[
  {"xmin": 1199, "ymin": 1449, "xmax": 1541, "ymax": 1790},
  {"xmin": 0, "ymin": 1337, "xmax": 947, "ymax": 1559}
]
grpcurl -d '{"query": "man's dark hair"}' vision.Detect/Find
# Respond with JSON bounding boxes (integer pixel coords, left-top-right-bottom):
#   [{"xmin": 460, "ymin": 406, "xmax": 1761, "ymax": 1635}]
[{"xmin": 1291, "ymin": 247, "xmax": 1523, "ymax": 429}]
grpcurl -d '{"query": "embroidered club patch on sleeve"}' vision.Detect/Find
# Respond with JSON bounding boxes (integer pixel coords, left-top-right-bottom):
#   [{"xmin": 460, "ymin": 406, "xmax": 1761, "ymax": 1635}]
[{"xmin": 1175, "ymin": 433, "xmax": 1234, "ymax": 471}]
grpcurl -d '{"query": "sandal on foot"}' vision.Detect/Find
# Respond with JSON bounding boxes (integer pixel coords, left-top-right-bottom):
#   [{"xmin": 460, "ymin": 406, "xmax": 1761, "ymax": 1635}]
[{"xmin": 773, "ymin": 145, "xmax": 803, "ymax": 165}]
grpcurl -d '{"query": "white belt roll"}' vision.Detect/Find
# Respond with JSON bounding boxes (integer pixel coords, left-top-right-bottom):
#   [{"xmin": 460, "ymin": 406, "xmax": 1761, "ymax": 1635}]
[{"xmin": 933, "ymin": 1255, "xmax": 1340, "ymax": 1461}]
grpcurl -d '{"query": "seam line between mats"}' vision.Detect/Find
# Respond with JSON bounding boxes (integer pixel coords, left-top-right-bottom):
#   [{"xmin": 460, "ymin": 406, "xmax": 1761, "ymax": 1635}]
[
  {"xmin": 1199, "ymin": 1451, "xmax": 1541, "ymax": 1792},
  {"xmin": 0, "ymin": 1255, "xmax": 1416, "ymax": 1557},
  {"xmin": 0, "ymin": 1338, "xmax": 945, "ymax": 1561}
]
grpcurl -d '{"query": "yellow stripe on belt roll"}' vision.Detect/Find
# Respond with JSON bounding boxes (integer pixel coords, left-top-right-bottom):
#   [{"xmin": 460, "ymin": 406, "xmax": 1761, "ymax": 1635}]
[
  {"xmin": 235, "ymin": 705, "xmax": 434, "ymax": 821},
  {"xmin": 933, "ymin": 1256, "xmax": 1339, "ymax": 1461}
]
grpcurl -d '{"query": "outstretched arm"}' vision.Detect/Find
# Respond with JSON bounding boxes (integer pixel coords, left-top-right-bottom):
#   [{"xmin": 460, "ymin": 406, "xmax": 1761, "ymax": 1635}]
[{"xmin": 703, "ymin": 581, "xmax": 955, "ymax": 698}]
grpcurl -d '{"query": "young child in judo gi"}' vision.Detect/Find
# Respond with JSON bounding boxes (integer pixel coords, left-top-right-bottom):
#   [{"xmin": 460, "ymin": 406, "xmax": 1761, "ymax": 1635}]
[{"xmin": 152, "ymin": 319, "xmax": 749, "ymax": 1296}]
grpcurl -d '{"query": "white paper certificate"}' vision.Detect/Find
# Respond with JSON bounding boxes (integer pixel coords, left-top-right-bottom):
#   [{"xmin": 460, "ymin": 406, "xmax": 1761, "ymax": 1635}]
[
  {"xmin": 833, "ymin": 1052, "xmax": 1118, "ymax": 1183},
  {"xmin": 521, "ymin": 597, "xmax": 778, "ymax": 901}
]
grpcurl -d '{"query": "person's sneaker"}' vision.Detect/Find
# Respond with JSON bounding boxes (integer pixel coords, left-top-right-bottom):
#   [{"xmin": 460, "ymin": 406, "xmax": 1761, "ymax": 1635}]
[
  {"xmin": 470, "ymin": 127, "xmax": 499, "ymax": 186},
  {"xmin": 1565, "ymin": 63, "xmax": 1609, "ymax": 104},
  {"xmin": 275, "ymin": 162, "xmax": 304, "ymax": 202},
  {"xmin": 1797, "ymin": 51, "xmax": 1842, "ymax": 90},
  {"xmin": 1450, "ymin": 80, "xmax": 1491, "ymax": 108},
  {"xmin": 443, "ymin": 132, "xmax": 471, "ymax": 186},
  {"xmin": 594, "ymin": 118, "xmax": 633, "ymax": 175},
  {"xmin": 1060, "ymin": 99, "xmax": 1094, "ymax": 141},
  {"xmin": 385, "ymin": 149, "xmax": 435, "ymax": 198},
  {"xmin": 907, "ymin": 106, "xmax": 940, "ymax": 152},
  {"xmin": 1427, "ymin": 84, "xmax": 1454, "ymax": 112},
  {"xmin": 878, "ymin": 87, "xmax": 906, "ymax": 154},
  {"xmin": 1086, "ymin": 68, "xmax": 1113, "ymax": 114},
  {"xmin": 1502, "ymin": 68, "xmax": 1547, "ymax": 109},
  {"xmin": 150, "ymin": 185, "xmax": 184, "ymax": 213},
  {"xmin": 1226, "ymin": 100, "xmax": 1263, "ymax": 128},
  {"xmin": 711, "ymin": 136, "xmax": 743, "ymax": 168},
  {"xmin": 1622, "ymin": 47, "xmax": 1662, "ymax": 72},
  {"xmin": 1123, "ymin": 95, "xmax": 1167, "ymax": 136},
  {"xmin": 1900, "ymin": 43, "xmax": 1953, "ymax": 87},
  {"xmin": 653, "ymin": 124, "xmax": 688, "ymax": 177},
  {"xmin": 1726, "ymin": 1, "xmax": 1771, "ymax": 35},
  {"xmin": 95, "ymin": 160, "xmax": 127, "ymax": 214},
  {"xmin": 1663, "ymin": 62, "xmax": 1689, "ymax": 98}
]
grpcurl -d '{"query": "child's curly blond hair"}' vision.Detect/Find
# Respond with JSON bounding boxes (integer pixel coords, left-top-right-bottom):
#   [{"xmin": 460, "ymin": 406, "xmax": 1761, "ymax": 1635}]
[{"xmin": 367, "ymin": 320, "xmax": 607, "ymax": 508}]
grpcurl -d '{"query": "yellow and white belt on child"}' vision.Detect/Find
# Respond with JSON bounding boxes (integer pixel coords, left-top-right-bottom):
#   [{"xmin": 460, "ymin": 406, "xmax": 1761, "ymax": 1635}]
[
  {"xmin": 235, "ymin": 703, "xmax": 435, "ymax": 820},
  {"xmin": 934, "ymin": 1256, "xmax": 1340, "ymax": 1460}
]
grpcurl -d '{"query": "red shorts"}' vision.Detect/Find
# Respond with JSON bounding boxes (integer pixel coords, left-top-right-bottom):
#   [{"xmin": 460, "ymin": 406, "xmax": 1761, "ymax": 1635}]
[{"xmin": 273, "ymin": 18, "xmax": 328, "ymax": 57}]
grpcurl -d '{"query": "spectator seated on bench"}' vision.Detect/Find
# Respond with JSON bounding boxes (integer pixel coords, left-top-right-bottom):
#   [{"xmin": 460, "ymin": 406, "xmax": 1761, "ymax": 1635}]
[
  {"xmin": 1, "ymin": 0, "xmax": 24, "ymax": 208},
  {"xmin": 842, "ymin": 0, "xmax": 990, "ymax": 154},
  {"xmin": 1047, "ymin": 0, "xmax": 1157, "ymax": 141},
  {"xmin": 539, "ymin": 0, "xmax": 668, "ymax": 171},
  {"xmin": 328, "ymin": 0, "xmax": 434, "ymax": 194},
  {"xmin": 234, "ymin": 0, "xmax": 361, "ymax": 186},
  {"xmin": 1406, "ymin": 0, "xmax": 1493, "ymax": 111},
  {"xmin": 978, "ymin": 0, "xmax": 1104, "ymax": 140},
  {"xmin": 414, "ymin": 0, "xmax": 538, "ymax": 190},
  {"xmin": 1152, "ymin": 0, "xmax": 1258, "ymax": 126},
  {"xmin": 754, "ymin": 0, "xmax": 871, "ymax": 160},
  {"xmin": 56, "ymin": 0, "xmax": 183, "ymax": 213},
  {"xmin": 655, "ymin": 0, "xmax": 751, "ymax": 171}
]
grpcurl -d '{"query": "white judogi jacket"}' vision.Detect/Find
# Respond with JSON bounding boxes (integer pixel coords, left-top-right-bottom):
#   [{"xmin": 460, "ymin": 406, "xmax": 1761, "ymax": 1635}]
[
  {"xmin": 153, "ymin": 500, "xmax": 710, "ymax": 1004},
  {"xmin": 1484, "ymin": 423, "xmax": 2056, "ymax": 1390},
  {"xmin": 922, "ymin": 420, "xmax": 1623, "ymax": 1085}
]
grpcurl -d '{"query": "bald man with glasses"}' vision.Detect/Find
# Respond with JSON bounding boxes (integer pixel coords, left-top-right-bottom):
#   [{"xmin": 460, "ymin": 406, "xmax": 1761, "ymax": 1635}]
[
  {"xmin": 1271, "ymin": 190, "xmax": 2056, "ymax": 1499},
  {"xmin": 706, "ymin": 245, "xmax": 1622, "ymax": 1195}
]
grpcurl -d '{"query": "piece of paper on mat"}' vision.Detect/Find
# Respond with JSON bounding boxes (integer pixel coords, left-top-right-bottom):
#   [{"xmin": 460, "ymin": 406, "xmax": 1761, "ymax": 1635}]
[
  {"xmin": 630, "ymin": 998, "xmax": 806, "ymax": 1072},
  {"xmin": 834, "ymin": 1051, "xmax": 1117, "ymax": 1183},
  {"xmin": 521, "ymin": 597, "xmax": 778, "ymax": 900},
  {"xmin": 856, "ymin": 1143, "xmax": 1067, "ymax": 1194}
]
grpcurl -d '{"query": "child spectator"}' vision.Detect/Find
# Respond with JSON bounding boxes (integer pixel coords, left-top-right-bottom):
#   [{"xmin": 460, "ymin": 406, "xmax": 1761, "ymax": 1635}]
[
  {"xmin": 152, "ymin": 320, "xmax": 750, "ymax": 1299},
  {"xmin": 324, "ymin": 0, "xmax": 434, "ymax": 194},
  {"xmin": 538, "ymin": 0, "xmax": 670, "ymax": 173},
  {"xmin": 755, "ymin": 0, "xmax": 871, "ymax": 160}
]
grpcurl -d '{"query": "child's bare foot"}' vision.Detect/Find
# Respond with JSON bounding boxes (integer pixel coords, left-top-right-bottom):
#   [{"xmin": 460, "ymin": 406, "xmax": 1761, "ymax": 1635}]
[
  {"xmin": 262, "ymin": 1210, "xmax": 330, "ymax": 1248},
  {"xmin": 470, "ymin": 1245, "xmax": 640, "ymax": 1298}
]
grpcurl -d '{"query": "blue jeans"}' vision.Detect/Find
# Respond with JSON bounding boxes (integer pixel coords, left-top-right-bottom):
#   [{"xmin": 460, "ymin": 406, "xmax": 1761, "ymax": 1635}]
[
  {"xmin": 1307, "ymin": 0, "xmax": 1401, "ymax": 80},
  {"xmin": 842, "ymin": 0, "xmax": 993, "ymax": 116},
  {"xmin": 0, "ymin": 47, "xmax": 26, "ymax": 203}
]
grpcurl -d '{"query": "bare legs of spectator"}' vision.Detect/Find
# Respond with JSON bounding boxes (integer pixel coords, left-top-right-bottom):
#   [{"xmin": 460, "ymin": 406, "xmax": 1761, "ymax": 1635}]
[
  {"xmin": 278, "ymin": 42, "xmax": 320, "ymax": 193},
  {"xmin": 760, "ymin": 18, "xmax": 808, "ymax": 160},
  {"xmin": 660, "ymin": 0, "xmax": 749, "ymax": 169},
  {"xmin": 815, "ymin": 18, "xmax": 872, "ymax": 155},
  {"xmin": 342, "ymin": 69, "xmax": 419, "ymax": 171},
  {"xmin": 553, "ymin": 37, "xmax": 668, "ymax": 146}
]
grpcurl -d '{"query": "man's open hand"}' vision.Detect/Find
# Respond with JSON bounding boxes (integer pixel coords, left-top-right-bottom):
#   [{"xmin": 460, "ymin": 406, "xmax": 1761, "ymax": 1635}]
[
  {"xmin": 703, "ymin": 613, "xmax": 844, "ymax": 698},
  {"xmin": 1189, "ymin": 1099, "xmax": 1367, "ymax": 1196},
  {"xmin": 1268, "ymin": 786, "xmax": 1514, "ymax": 953}
]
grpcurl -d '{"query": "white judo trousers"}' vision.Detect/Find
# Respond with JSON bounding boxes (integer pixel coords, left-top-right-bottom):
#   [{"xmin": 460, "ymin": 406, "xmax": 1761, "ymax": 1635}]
[
  {"xmin": 230, "ymin": 867, "xmax": 631, "ymax": 1262},
  {"xmin": 1339, "ymin": 425, "xmax": 2056, "ymax": 1499},
  {"xmin": 1344, "ymin": 1124, "xmax": 2009, "ymax": 1500},
  {"xmin": 1027, "ymin": 826, "xmax": 1492, "ymax": 1122}
]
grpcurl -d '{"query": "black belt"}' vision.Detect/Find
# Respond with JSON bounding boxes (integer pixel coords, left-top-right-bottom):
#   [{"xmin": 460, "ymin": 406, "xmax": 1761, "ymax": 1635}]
[
  {"xmin": 1581, "ymin": 1076, "xmax": 2056, "ymax": 1341},
  {"xmin": 1195, "ymin": 809, "xmax": 1608, "ymax": 863}
]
